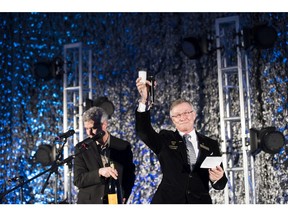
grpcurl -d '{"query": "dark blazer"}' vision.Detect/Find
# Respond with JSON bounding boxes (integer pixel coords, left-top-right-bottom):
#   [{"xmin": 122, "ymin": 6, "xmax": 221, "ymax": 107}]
[
  {"xmin": 73, "ymin": 134, "xmax": 135, "ymax": 204},
  {"xmin": 136, "ymin": 110, "xmax": 227, "ymax": 204}
]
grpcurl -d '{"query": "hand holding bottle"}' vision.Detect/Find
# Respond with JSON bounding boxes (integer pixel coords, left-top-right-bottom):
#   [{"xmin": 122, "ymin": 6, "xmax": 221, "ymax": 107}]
[{"xmin": 99, "ymin": 166, "xmax": 118, "ymax": 179}]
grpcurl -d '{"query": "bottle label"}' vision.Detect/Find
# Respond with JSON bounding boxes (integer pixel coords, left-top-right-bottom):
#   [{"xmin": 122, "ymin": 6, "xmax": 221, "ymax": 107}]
[{"xmin": 108, "ymin": 193, "xmax": 118, "ymax": 204}]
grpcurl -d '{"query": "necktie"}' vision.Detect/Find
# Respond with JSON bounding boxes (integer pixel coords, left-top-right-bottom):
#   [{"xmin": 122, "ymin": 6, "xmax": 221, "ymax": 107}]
[{"xmin": 183, "ymin": 134, "xmax": 197, "ymax": 167}]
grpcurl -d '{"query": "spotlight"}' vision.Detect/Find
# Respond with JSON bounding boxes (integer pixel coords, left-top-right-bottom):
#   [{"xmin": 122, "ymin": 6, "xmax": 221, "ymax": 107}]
[
  {"xmin": 85, "ymin": 98, "xmax": 94, "ymax": 111},
  {"xmin": 243, "ymin": 24, "xmax": 277, "ymax": 50},
  {"xmin": 33, "ymin": 56, "xmax": 64, "ymax": 80},
  {"xmin": 34, "ymin": 145, "xmax": 56, "ymax": 166},
  {"xmin": 85, "ymin": 96, "xmax": 115, "ymax": 118},
  {"xmin": 181, "ymin": 36, "xmax": 210, "ymax": 59},
  {"xmin": 33, "ymin": 61, "xmax": 54, "ymax": 81},
  {"xmin": 250, "ymin": 127, "xmax": 285, "ymax": 156}
]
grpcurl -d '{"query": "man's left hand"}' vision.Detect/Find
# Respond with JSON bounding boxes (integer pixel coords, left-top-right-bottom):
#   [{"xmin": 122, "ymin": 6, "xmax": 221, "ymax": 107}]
[{"xmin": 209, "ymin": 165, "xmax": 224, "ymax": 183}]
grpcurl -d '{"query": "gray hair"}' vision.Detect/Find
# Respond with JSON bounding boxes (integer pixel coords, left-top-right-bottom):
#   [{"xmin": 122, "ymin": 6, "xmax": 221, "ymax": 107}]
[
  {"xmin": 169, "ymin": 98, "xmax": 196, "ymax": 117},
  {"xmin": 82, "ymin": 106, "xmax": 109, "ymax": 126}
]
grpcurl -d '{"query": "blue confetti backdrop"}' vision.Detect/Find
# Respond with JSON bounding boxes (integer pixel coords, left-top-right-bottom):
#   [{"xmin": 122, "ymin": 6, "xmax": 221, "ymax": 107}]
[{"xmin": 0, "ymin": 12, "xmax": 287, "ymax": 204}]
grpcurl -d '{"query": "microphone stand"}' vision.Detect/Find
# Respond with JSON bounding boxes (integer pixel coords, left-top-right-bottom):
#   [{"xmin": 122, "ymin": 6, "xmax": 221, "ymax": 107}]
[
  {"xmin": 40, "ymin": 137, "xmax": 68, "ymax": 203},
  {"xmin": 67, "ymin": 159, "xmax": 73, "ymax": 204},
  {"xmin": 0, "ymin": 143, "xmax": 89, "ymax": 204},
  {"xmin": 19, "ymin": 177, "xmax": 24, "ymax": 204}
]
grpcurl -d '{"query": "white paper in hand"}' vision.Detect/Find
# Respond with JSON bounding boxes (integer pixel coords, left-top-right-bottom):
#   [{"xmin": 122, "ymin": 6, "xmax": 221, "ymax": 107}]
[
  {"xmin": 200, "ymin": 156, "xmax": 222, "ymax": 169},
  {"xmin": 138, "ymin": 71, "xmax": 147, "ymax": 83}
]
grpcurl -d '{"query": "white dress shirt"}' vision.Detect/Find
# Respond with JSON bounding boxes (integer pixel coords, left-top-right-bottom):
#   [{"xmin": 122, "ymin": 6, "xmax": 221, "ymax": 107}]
[{"xmin": 179, "ymin": 130, "xmax": 199, "ymax": 158}]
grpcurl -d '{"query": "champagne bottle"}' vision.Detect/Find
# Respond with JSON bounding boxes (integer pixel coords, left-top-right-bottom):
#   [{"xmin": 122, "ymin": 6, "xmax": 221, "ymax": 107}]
[{"xmin": 107, "ymin": 161, "xmax": 123, "ymax": 204}]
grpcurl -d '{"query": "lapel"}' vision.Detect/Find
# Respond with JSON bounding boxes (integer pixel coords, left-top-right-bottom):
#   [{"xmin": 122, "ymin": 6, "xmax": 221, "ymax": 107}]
[
  {"xmin": 89, "ymin": 141, "xmax": 104, "ymax": 167},
  {"xmin": 171, "ymin": 131, "xmax": 214, "ymax": 168},
  {"xmin": 173, "ymin": 131, "xmax": 189, "ymax": 164},
  {"xmin": 108, "ymin": 135, "xmax": 116, "ymax": 160},
  {"xmin": 196, "ymin": 133, "xmax": 213, "ymax": 163}
]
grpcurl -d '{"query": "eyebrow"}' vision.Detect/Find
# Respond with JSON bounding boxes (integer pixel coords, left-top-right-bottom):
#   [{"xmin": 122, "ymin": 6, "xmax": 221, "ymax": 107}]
[{"xmin": 173, "ymin": 110, "xmax": 193, "ymax": 114}]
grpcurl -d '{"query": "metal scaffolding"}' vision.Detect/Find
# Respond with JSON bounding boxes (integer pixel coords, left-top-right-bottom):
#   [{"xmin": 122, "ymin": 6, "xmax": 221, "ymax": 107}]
[
  {"xmin": 62, "ymin": 42, "xmax": 92, "ymax": 203},
  {"xmin": 215, "ymin": 16, "xmax": 256, "ymax": 204}
]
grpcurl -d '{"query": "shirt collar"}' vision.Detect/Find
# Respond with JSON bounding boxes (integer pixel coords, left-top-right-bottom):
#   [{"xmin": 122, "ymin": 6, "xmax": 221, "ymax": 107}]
[
  {"xmin": 97, "ymin": 132, "xmax": 110, "ymax": 149},
  {"xmin": 179, "ymin": 129, "xmax": 196, "ymax": 138}
]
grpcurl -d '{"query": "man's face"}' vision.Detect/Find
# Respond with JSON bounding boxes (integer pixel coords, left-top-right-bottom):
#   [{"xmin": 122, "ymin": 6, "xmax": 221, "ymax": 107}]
[
  {"xmin": 84, "ymin": 120, "xmax": 101, "ymax": 138},
  {"xmin": 170, "ymin": 102, "xmax": 196, "ymax": 133}
]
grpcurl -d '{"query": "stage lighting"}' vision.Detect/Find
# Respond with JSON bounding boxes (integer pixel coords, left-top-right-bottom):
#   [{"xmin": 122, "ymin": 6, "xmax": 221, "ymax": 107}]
[
  {"xmin": 250, "ymin": 127, "xmax": 285, "ymax": 156},
  {"xmin": 33, "ymin": 61, "xmax": 54, "ymax": 80},
  {"xmin": 33, "ymin": 57, "xmax": 64, "ymax": 80},
  {"xmin": 85, "ymin": 96, "xmax": 115, "ymax": 118},
  {"xmin": 34, "ymin": 145, "xmax": 56, "ymax": 166},
  {"xmin": 243, "ymin": 24, "xmax": 277, "ymax": 50},
  {"xmin": 181, "ymin": 36, "xmax": 210, "ymax": 59}
]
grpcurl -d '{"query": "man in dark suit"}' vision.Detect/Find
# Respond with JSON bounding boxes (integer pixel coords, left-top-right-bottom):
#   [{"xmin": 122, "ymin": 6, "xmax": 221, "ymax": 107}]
[
  {"xmin": 73, "ymin": 106, "xmax": 135, "ymax": 204},
  {"xmin": 135, "ymin": 77, "xmax": 227, "ymax": 204}
]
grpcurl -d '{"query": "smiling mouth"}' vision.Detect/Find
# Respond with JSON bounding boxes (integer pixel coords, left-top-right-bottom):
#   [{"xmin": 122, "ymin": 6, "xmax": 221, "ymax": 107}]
[{"xmin": 178, "ymin": 121, "xmax": 189, "ymax": 124}]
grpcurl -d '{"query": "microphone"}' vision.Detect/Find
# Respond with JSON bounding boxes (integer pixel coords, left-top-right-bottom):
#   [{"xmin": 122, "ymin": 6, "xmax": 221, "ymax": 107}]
[
  {"xmin": 56, "ymin": 129, "xmax": 75, "ymax": 140},
  {"xmin": 76, "ymin": 130, "xmax": 105, "ymax": 149},
  {"xmin": 148, "ymin": 75, "xmax": 155, "ymax": 106},
  {"xmin": 8, "ymin": 176, "xmax": 24, "ymax": 182}
]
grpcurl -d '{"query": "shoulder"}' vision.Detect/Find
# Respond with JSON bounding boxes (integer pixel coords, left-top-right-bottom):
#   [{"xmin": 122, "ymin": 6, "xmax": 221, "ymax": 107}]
[
  {"xmin": 196, "ymin": 131, "xmax": 219, "ymax": 144},
  {"xmin": 159, "ymin": 129, "xmax": 181, "ymax": 140},
  {"xmin": 110, "ymin": 134, "xmax": 131, "ymax": 149},
  {"xmin": 159, "ymin": 129, "xmax": 174, "ymax": 136},
  {"xmin": 110, "ymin": 134, "xmax": 130, "ymax": 144}
]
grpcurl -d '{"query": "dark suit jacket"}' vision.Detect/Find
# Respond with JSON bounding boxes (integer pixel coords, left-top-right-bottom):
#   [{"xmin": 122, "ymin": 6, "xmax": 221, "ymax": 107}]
[
  {"xmin": 136, "ymin": 110, "xmax": 227, "ymax": 204},
  {"xmin": 73, "ymin": 134, "xmax": 135, "ymax": 204}
]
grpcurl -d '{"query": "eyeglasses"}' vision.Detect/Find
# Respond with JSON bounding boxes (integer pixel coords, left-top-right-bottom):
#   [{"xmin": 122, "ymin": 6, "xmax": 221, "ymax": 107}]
[{"xmin": 171, "ymin": 111, "xmax": 193, "ymax": 119}]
